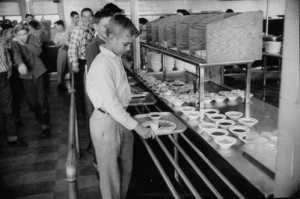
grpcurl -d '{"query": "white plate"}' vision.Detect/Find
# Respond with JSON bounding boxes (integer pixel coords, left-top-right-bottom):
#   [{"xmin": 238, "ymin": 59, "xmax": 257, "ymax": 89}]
[{"xmin": 142, "ymin": 120, "xmax": 177, "ymax": 132}]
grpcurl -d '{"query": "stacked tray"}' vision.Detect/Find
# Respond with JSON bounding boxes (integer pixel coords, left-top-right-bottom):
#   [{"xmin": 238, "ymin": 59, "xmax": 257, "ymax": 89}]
[{"xmin": 130, "ymin": 85, "xmax": 156, "ymax": 106}]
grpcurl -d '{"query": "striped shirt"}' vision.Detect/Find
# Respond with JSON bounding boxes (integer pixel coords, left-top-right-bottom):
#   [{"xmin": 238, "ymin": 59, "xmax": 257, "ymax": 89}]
[
  {"xmin": 68, "ymin": 24, "xmax": 95, "ymax": 68},
  {"xmin": 0, "ymin": 38, "xmax": 12, "ymax": 74}
]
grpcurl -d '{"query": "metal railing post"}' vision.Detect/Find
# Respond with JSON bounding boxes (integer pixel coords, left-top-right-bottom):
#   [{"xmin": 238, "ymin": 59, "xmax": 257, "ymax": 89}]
[{"xmin": 66, "ymin": 71, "xmax": 79, "ymax": 198}]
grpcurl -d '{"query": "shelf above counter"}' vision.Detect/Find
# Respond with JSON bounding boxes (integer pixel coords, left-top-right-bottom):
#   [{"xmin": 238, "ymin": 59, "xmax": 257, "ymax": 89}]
[{"xmin": 141, "ymin": 42, "xmax": 255, "ymax": 67}]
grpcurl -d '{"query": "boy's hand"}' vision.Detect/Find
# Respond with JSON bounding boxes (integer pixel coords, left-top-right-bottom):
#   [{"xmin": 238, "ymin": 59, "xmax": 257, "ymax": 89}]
[
  {"xmin": 72, "ymin": 65, "xmax": 79, "ymax": 73},
  {"xmin": 134, "ymin": 124, "xmax": 156, "ymax": 139},
  {"xmin": 12, "ymin": 37, "xmax": 25, "ymax": 46},
  {"xmin": 18, "ymin": 63, "xmax": 28, "ymax": 75}
]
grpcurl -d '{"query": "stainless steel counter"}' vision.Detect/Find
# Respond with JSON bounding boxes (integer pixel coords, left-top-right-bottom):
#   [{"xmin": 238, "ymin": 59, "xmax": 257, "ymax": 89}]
[{"xmin": 128, "ymin": 69, "xmax": 278, "ymax": 197}]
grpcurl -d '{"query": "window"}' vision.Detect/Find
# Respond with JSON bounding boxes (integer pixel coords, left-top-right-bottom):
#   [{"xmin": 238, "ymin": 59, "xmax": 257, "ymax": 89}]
[
  {"xmin": 35, "ymin": 15, "xmax": 59, "ymax": 27},
  {"xmin": 32, "ymin": 1, "xmax": 60, "ymax": 28},
  {"xmin": 2, "ymin": 16, "xmax": 22, "ymax": 24}
]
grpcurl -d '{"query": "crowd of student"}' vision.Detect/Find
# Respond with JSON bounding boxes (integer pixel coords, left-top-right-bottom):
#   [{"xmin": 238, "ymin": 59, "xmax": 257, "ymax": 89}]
[{"xmin": 0, "ymin": 2, "xmax": 154, "ymax": 198}]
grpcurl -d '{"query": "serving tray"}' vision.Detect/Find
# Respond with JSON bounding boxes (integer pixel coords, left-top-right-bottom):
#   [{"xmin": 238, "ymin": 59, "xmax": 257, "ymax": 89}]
[
  {"xmin": 134, "ymin": 112, "xmax": 187, "ymax": 136},
  {"xmin": 129, "ymin": 92, "xmax": 157, "ymax": 106}
]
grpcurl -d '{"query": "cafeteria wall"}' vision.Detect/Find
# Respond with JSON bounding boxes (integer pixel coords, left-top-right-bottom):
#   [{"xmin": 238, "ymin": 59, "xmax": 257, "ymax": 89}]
[
  {"xmin": 275, "ymin": 0, "xmax": 300, "ymax": 197},
  {"xmin": 62, "ymin": 0, "xmax": 285, "ymax": 25}
]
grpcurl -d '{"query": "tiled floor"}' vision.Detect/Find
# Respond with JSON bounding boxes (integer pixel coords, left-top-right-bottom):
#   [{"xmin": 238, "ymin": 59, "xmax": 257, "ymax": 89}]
[
  {"xmin": 0, "ymin": 71, "xmax": 280, "ymax": 199},
  {"xmin": 0, "ymin": 82, "xmax": 100, "ymax": 199}
]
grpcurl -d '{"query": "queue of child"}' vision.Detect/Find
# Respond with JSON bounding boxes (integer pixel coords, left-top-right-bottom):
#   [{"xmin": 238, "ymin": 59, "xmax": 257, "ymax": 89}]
[{"xmin": 1, "ymin": 3, "xmax": 155, "ymax": 199}]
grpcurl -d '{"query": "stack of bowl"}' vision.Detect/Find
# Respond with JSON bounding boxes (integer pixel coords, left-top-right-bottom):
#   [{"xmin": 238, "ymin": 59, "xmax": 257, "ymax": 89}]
[
  {"xmin": 165, "ymin": 56, "xmax": 175, "ymax": 71},
  {"xmin": 150, "ymin": 52, "xmax": 162, "ymax": 72}
]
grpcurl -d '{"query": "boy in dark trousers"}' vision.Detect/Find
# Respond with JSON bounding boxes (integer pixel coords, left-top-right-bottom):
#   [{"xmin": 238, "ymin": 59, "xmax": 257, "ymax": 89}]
[
  {"xmin": 11, "ymin": 24, "xmax": 50, "ymax": 138},
  {"xmin": 87, "ymin": 14, "xmax": 155, "ymax": 199}
]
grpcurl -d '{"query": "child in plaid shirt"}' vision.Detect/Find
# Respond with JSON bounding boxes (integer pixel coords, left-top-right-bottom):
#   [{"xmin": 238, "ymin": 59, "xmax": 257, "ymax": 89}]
[{"xmin": 0, "ymin": 24, "xmax": 27, "ymax": 147}]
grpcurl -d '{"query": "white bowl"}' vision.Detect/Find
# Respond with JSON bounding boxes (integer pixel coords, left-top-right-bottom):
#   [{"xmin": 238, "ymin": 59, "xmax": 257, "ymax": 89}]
[
  {"xmin": 214, "ymin": 95, "xmax": 226, "ymax": 103},
  {"xmin": 214, "ymin": 136, "xmax": 237, "ymax": 149},
  {"xmin": 231, "ymin": 89, "xmax": 243, "ymax": 94},
  {"xmin": 148, "ymin": 112, "xmax": 163, "ymax": 120},
  {"xmin": 199, "ymin": 122, "xmax": 218, "ymax": 134},
  {"xmin": 180, "ymin": 106, "xmax": 196, "ymax": 113},
  {"xmin": 209, "ymin": 92, "xmax": 218, "ymax": 97},
  {"xmin": 185, "ymin": 111, "xmax": 202, "ymax": 120},
  {"xmin": 229, "ymin": 125, "xmax": 250, "ymax": 137},
  {"xmin": 225, "ymin": 93, "xmax": 239, "ymax": 101},
  {"xmin": 225, "ymin": 111, "xmax": 243, "ymax": 120},
  {"xmin": 204, "ymin": 109, "xmax": 220, "ymax": 117},
  {"xmin": 203, "ymin": 96, "xmax": 213, "ymax": 104},
  {"xmin": 208, "ymin": 129, "xmax": 229, "ymax": 140},
  {"xmin": 238, "ymin": 117, "xmax": 258, "ymax": 127},
  {"xmin": 218, "ymin": 91, "xmax": 231, "ymax": 96},
  {"xmin": 208, "ymin": 114, "xmax": 226, "ymax": 123},
  {"xmin": 216, "ymin": 119, "xmax": 235, "ymax": 129}
]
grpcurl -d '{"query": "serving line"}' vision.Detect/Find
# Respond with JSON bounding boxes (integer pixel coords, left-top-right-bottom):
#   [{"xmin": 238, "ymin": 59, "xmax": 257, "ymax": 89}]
[
  {"xmin": 127, "ymin": 68, "xmax": 277, "ymax": 198},
  {"xmin": 134, "ymin": 104, "xmax": 246, "ymax": 198},
  {"xmin": 130, "ymin": 86, "xmax": 247, "ymax": 198}
]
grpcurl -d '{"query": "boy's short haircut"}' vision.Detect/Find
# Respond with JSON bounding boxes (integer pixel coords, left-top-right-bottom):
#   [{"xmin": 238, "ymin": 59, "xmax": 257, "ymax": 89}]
[
  {"xmin": 70, "ymin": 11, "xmax": 79, "ymax": 18},
  {"xmin": 106, "ymin": 14, "xmax": 139, "ymax": 38},
  {"xmin": 28, "ymin": 21, "xmax": 39, "ymax": 30},
  {"xmin": 0, "ymin": 24, "xmax": 13, "ymax": 37},
  {"xmin": 25, "ymin": 14, "xmax": 34, "ymax": 18},
  {"xmin": 103, "ymin": 3, "xmax": 123, "ymax": 14},
  {"xmin": 54, "ymin": 20, "xmax": 65, "ymax": 28},
  {"xmin": 177, "ymin": 9, "xmax": 190, "ymax": 15},
  {"xmin": 139, "ymin": 18, "xmax": 148, "ymax": 25},
  {"xmin": 81, "ymin": 7, "xmax": 93, "ymax": 17},
  {"xmin": 13, "ymin": 24, "xmax": 29, "ymax": 34},
  {"xmin": 93, "ymin": 9, "xmax": 113, "ymax": 24}
]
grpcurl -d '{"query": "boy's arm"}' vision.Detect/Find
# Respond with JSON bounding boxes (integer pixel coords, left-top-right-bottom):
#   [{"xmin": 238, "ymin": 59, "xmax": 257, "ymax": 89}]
[
  {"xmin": 87, "ymin": 58, "xmax": 138, "ymax": 130},
  {"xmin": 85, "ymin": 43, "xmax": 99, "ymax": 71},
  {"xmin": 11, "ymin": 41, "xmax": 24, "ymax": 66},
  {"xmin": 68, "ymin": 28, "xmax": 81, "ymax": 72},
  {"xmin": 24, "ymin": 35, "xmax": 42, "ymax": 56},
  {"xmin": 87, "ymin": 57, "xmax": 155, "ymax": 139},
  {"xmin": 11, "ymin": 41, "xmax": 28, "ymax": 75}
]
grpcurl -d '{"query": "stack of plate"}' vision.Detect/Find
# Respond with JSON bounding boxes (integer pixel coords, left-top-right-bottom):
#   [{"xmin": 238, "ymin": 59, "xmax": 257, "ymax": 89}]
[
  {"xmin": 165, "ymin": 56, "xmax": 175, "ymax": 71},
  {"xmin": 150, "ymin": 52, "xmax": 162, "ymax": 72},
  {"xmin": 195, "ymin": 50, "xmax": 207, "ymax": 60}
]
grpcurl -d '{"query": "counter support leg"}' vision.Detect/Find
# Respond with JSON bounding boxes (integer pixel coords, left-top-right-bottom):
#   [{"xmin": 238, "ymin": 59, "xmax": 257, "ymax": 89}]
[
  {"xmin": 245, "ymin": 63, "xmax": 252, "ymax": 104},
  {"xmin": 245, "ymin": 63, "xmax": 252, "ymax": 118},
  {"xmin": 263, "ymin": 55, "xmax": 267, "ymax": 101},
  {"xmin": 174, "ymin": 134, "xmax": 179, "ymax": 182},
  {"xmin": 199, "ymin": 65, "xmax": 205, "ymax": 110},
  {"xmin": 220, "ymin": 65, "xmax": 224, "ymax": 85},
  {"xmin": 162, "ymin": 54, "xmax": 166, "ymax": 81}
]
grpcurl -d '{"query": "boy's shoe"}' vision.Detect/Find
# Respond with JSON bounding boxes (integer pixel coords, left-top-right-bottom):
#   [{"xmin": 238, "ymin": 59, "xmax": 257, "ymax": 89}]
[
  {"xmin": 41, "ymin": 129, "xmax": 51, "ymax": 139},
  {"xmin": 9, "ymin": 138, "xmax": 28, "ymax": 147}
]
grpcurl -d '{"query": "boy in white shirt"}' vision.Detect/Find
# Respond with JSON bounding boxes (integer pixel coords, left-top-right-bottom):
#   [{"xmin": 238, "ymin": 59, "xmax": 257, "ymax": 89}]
[{"xmin": 87, "ymin": 14, "xmax": 155, "ymax": 199}]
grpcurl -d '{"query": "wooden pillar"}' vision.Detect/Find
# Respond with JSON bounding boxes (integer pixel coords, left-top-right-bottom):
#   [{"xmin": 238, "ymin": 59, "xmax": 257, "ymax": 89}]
[
  {"xmin": 274, "ymin": 0, "xmax": 300, "ymax": 197},
  {"xmin": 19, "ymin": 0, "xmax": 27, "ymax": 20},
  {"xmin": 130, "ymin": 0, "xmax": 140, "ymax": 70},
  {"xmin": 58, "ymin": 0, "xmax": 65, "ymax": 21}
]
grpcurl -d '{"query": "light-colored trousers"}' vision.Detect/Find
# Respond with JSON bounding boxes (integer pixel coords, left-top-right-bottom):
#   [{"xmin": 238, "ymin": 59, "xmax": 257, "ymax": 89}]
[
  {"xmin": 90, "ymin": 110, "xmax": 134, "ymax": 199},
  {"xmin": 56, "ymin": 46, "xmax": 68, "ymax": 84}
]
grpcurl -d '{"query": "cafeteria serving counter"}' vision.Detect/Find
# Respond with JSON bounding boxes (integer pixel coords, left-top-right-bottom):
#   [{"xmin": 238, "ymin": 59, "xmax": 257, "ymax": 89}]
[{"xmin": 126, "ymin": 68, "xmax": 278, "ymax": 198}]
